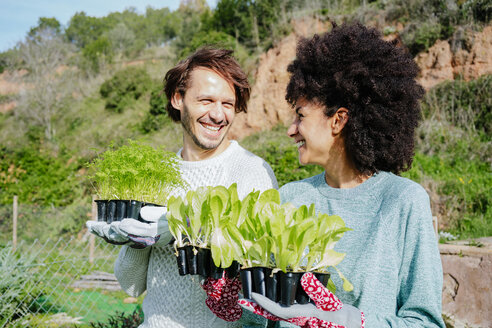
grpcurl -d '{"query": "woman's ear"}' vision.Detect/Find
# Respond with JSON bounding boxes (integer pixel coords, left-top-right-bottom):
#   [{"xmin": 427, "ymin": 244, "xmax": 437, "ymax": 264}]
[
  {"xmin": 332, "ymin": 107, "xmax": 349, "ymax": 135},
  {"xmin": 170, "ymin": 92, "xmax": 184, "ymax": 111}
]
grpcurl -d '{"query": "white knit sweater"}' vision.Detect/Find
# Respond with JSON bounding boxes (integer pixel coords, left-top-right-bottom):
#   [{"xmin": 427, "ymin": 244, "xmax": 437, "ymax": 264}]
[{"xmin": 114, "ymin": 141, "xmax": 278, "ymax": 328}]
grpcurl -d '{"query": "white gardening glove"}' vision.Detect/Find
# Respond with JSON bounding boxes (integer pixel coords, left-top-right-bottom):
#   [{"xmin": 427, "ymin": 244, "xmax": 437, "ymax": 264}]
[
  {"xmin": 115, "ymin": 206, "xmax": 172, "ymax": 248},
  {"xmin": 86, "ymin": 206, "xmax": 171, "ymax": 248},
  {"xmin": 86, "ymin": 220, "xmax": 129, "ymax": 245},
  {"xmin": 239, "ymin": 273, "xmax": 365, "ymax": 328}
]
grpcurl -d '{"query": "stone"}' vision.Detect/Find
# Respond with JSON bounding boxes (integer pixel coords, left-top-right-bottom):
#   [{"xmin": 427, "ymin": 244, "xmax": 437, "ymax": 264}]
[
  {"xmin": 439, "ymin": 244, "xmax": 492, "ymax": 328},
  {"xmin": 124, "ymin": 297, "xmax": 139, "ymax": 304}
]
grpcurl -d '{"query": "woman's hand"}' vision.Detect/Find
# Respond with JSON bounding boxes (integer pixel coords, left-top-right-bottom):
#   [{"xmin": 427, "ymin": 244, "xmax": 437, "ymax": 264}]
[{"xmin": 239, "ymin": 272, "xmax": 365, "ymax": 328}]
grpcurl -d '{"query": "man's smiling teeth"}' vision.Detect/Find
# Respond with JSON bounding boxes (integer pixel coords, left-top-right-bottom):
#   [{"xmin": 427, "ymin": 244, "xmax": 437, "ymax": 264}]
[
  {"xmin": 296, "ymin": 140, "xmax": 305, "ymax": 147},
  {"xmin": 202, "ymin": 123, "xmax": 220, "ymax": 131}
]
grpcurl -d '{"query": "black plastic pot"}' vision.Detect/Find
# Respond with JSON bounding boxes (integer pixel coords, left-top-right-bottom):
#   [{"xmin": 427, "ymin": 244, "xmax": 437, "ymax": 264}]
[
  {"xmin": 185, "ymin": 245, "xmax": 199, "ymax": 275},
  {"xmin": 127, "ymin": 200, "xmax": 142, "ymax": 220},
  {"xmin": 295, "ymin": 279, "xmax": 310, "ymax": 305},
  {"xmin": 114, "ymin": 200, "xmax": 129, "ymax": 221},
  {"xmin": 196, "ymin": 247, "xmax": 211, "ymax": 277},
  {"xmin": 176, "ymin": 246, "xmax": 188, "ymax": 276},
  {"xmin": 265, "ymin": 268, "xmax": 279, "ymax": 302},
  {"xmin": 209, "ymin": 256, "xmax": 224, "ymax": 279},
  {"xmin": 279, "ymin": 271, "xmax": 302, "ymax": 306},
  {"xmin": 240, "ymin": 268, "xmax": 253, "ymax": 300},
  {"xmin": 252, "ymin": 267, "xmax": 266, "ymax": 296},
  {"xmin": 107, "ymin": 200, "xmax": 117, "ymax": 223},
  {"xmin": 95, "ymin": 200, "xmax": 108, "ymax": 222},
  {"xmin": 225, "ymin": 261, "xmax": 240, "ymax": 279}
]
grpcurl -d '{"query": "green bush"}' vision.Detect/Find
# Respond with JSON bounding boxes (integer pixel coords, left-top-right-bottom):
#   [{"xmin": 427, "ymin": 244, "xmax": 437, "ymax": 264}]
[
  {"xmin": 242, "ymin": 126, "xmax": 323, "ymax": 187},
  {"xmin": 82, "ymin": 36, "xmax": 114, "ymax": 73},
  {"xmin": 99, "ymin": 67, "xmax": 152, "ymax": 113},
  {"xmin": 88, "ymin": 308, "xmax": 143, "ymax": 328},
  {"xmin": 0, "ymin": 245, "xmax": 47, "ymax": 326},
  {"xmin": 421, "ymin": 74, "xmax": 492, "ymax": 137},
  {"xmin": 0, "ymin": 147, "xmax": 83, "ymax": 206},
  {"xmin": 140, "ymin": 82, "xmax": 171, "ymax": 133},
  {"xmin": 403, "ymin": 152, "xmax": 491, "ymax": 238},
  {"xmin": 179, "ymin": 30, "xmax": 237, "ymax": 59}
]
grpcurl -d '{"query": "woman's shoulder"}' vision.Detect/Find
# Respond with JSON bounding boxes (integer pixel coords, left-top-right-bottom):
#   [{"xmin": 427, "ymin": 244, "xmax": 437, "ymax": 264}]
[{"xmin": 377, "ymin": 172, "xmax": 430, "ymax": 204}]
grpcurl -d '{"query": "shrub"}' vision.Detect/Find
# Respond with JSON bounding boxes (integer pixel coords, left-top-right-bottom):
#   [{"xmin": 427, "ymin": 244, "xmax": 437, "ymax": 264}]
[
  {"xmin": 88, "ymin": 308, "xmax": 143, "ymax": 328},
  {"xmin": 421, "ymin": 74, "xmax": 492, "ymax": 137},
  {"xmin": 0, "ymin": 147, "xmax": 83, "ymax": 206},
  {"xmin": 242, "ymin": 126, "xmax": 323, "ymax": 187},
  {"xmin": 0, "ymin": 245, "xmax": 47, "ymax": 326},
  {"xmin": 99, "ymin": 67, "xmax": 152, "ymax": 113},
  {"xmin": 141, "ymin": 83, "xmax": 170, "ymax": 133}
]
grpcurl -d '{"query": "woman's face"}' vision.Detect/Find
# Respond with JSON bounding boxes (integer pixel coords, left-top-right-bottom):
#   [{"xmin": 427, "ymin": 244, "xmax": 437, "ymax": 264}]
[{"xmin": 287, "ymin": 98, "xmax": 338, "ymax": 167}]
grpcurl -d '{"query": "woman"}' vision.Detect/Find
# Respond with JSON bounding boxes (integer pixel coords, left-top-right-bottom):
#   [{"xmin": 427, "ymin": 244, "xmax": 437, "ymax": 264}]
[{"xmin": 241, "ymin": 23, "xmax": 445, "ymax": 328}]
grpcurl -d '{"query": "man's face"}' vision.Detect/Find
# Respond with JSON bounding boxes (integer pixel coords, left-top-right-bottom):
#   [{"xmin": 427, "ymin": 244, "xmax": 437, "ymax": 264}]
[{"xmin": 172, "ymin": 68, "xmax": 236, "ymax": 153}]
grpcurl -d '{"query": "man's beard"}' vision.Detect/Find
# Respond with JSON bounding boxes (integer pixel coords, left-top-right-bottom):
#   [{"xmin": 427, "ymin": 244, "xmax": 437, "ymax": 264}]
[{"xmin": 180, "ymin": 104, "xmax": 229, "ymax": 150}]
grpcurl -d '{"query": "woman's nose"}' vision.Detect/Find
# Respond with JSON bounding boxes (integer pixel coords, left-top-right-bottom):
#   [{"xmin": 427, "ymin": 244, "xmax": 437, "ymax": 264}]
[{"xmin": 287, "ymin": 120, "xmax": 298, "ymax": 138}]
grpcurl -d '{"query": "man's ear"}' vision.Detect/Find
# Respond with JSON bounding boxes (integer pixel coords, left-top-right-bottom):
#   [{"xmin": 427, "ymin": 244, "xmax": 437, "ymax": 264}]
[
  {"xmin": 332, "ymin": 107, "xmax": 349, "ymax": 135},
  {"xmin": 170, "ymin": 92, "xmax": 184, "ymax": 111}
]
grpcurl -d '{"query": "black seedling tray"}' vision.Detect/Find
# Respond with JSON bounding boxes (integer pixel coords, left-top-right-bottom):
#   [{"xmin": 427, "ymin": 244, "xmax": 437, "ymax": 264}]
[
  {"xmin": 95, "ymin": 199, "xmax": 161, "ymax": 223},
  {"xmin": 175, "ymin": 245, "xmax": 240, "ymax": 279},
  {"xmin": 240, "ymin": 268, "xmax": 330, "ymax": 307}
]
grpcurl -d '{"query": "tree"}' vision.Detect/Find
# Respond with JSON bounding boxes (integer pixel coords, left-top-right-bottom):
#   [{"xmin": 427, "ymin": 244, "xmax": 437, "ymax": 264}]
[
  {"xmin": 13, "ymin": 30, "xmax": 75, "ymax": 142},
  {"xmin": 28, "ymin": 17, "xmax": 62, "ymax": 39}
]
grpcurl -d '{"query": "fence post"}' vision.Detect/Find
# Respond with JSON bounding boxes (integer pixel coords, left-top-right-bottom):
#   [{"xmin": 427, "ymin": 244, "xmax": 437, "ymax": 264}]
[
  {"xmin": 89, "ymin": 195, "xmax": 96, "ymax": 264},
  {"xmin": 13, "ymin": 195, "xmax": 18, "ymax": 251}
]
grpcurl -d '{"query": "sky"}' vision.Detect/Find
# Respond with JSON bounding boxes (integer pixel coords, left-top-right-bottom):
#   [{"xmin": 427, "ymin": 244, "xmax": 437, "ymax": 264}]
[{"xmin": 0, "ymin": 0, "xmax": 216, "ymax": 52}]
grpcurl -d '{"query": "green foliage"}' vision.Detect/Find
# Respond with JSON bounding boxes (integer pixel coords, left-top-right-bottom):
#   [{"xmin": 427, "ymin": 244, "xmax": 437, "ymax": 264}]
[
  {"xmin": 99, "ymin": 67, "xmax": 152, "ymax": 113},
  {"xmin": 0, "ymin": 147, "xmax": 82, "ymax": 206},
  {"xmin": 82, "ymin": 36, "xmax": 114, "ymax": 73},
  {"xmin": 141, "ymin": 83, "xmax": 170, "ymax": 133},
  {"xmin": 87, "ymin": 139, "xmax": 185, "ymax": 204},
  {"xmin": 179, "ymin": 30, "xmax": 237, "ymax": 59},
  {"xmin": 66, "ymin": 12, "xmax": 110, "ymax": 49},
  {"xmin": 28, "ymin": 17, "xmax": 62, "ymax": 39},
  {"xmin": 0, "ymin": 245, "xmax": 47, "ymax": 326},
  {"xmin": 168, "ymin": 185, "xmax": 351, "ymax": 286},
  {"xmin": 421, "ymin": 74, "xmax": 492, "ymax": 136},
  {"xmin": 242, "ymin": 126, "xmax": 324, "ymax": 187},
  {"xmin": 88, "ymin": 308, "xmax": 143, "ymax": 328}
]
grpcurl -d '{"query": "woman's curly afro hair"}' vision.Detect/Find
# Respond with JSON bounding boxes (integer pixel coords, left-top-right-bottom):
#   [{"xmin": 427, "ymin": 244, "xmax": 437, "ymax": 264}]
[{"xmin": 286, "ymin": 23, "xmax": 425, "ymax": 175}]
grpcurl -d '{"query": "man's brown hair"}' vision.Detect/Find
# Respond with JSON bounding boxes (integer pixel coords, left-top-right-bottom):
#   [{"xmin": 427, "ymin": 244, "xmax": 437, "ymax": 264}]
[{"xmin": 164, "ymin": 48, "xmax": 250, "ymax": 121}]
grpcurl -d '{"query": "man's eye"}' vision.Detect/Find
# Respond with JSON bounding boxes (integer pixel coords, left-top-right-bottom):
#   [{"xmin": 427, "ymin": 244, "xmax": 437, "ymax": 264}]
[
  {"xmin": 224, "ymin": 102, "xmax": 234, "ymax": 108},
  {"xmin": 201, "ymin": 99, "xmax": 212, "ymax": 104}
]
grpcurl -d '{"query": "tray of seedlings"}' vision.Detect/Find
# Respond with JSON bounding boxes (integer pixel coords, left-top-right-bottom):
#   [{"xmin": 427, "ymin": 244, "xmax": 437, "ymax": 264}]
[
  {"xmin": 167, "ymin": 184, "xmax": 242, "ymax": 278},
  {"xmin": 88, "ymin": 139, "xmax": 186, "ymax": 225},
  {"xmin": 168, "ymin": 187, "xmax": 353, "ymax": 306}
]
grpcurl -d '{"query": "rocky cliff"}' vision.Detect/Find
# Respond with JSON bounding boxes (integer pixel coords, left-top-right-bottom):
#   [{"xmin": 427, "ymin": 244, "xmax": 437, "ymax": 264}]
[{"xmin": 230, "ymin": 23, "xmax": 492, "ymax": 139}]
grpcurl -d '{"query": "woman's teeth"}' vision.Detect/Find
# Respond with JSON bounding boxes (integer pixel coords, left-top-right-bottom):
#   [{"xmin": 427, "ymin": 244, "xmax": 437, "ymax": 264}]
[{"xmin": 296, "ymin": 141, "xmax": 305, "ymax": 147}]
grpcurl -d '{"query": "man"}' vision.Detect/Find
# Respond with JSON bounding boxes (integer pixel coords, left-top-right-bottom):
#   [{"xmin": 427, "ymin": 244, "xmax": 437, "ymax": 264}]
[{"xmin": 87, "ymin": 48, "xmax": 277, "ymax": 328}]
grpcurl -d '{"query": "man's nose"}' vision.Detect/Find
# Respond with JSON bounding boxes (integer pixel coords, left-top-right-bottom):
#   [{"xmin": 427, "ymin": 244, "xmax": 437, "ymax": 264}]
[{"xmin": 209, "ymin": 102, "xmax": 226, "ymax": 122}]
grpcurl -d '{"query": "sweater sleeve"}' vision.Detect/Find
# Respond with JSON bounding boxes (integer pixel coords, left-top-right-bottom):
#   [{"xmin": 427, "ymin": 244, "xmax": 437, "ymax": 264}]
[
  {"xmin": 114, "ymin": 245, "xmax": 151, "ymax": 297},
  {"xmin": 364, "ymin": 186, "xmax": 445, "ymax": 327}
]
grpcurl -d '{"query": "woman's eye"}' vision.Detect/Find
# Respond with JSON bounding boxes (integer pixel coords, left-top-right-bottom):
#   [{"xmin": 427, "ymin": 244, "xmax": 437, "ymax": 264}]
[{"xmin": 201, "ymin": 99, "xmax": 212, "ymax": 104}]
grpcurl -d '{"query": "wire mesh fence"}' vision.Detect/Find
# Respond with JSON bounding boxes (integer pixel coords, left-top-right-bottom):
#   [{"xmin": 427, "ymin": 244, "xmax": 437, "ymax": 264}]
[{"xmin": 0, "ymin": 236, "xmax": 138, "ymax": 328}]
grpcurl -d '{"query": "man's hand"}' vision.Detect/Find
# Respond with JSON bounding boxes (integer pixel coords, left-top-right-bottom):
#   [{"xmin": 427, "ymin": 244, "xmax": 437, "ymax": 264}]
[
  {"xmin": 239, "ymin": 272, "xmax": 365, "ymax": 328},
  {"xmin": 86, "ymin": 206, "xmax": 171, "ymax": 248}
]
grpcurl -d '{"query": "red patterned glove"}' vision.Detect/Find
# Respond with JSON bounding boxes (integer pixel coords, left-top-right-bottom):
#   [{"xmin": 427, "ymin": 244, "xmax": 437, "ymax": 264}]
[
  {"xmin": 202, "ymin": 272, "xmax": 243, "ymax": 322},
  {"xmin": 239, "ymin": 272, "xmax": 365, "ymax": 328}
]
